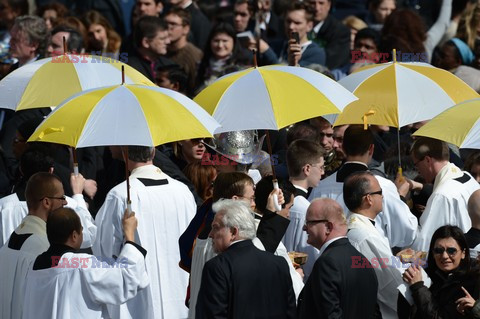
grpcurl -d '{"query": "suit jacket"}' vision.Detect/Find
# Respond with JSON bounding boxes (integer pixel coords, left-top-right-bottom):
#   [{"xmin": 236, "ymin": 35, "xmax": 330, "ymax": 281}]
[
  {"xmin": 297, "ymin": 237, "xmax": 378, "ymax": 318},
  {"xmin": 314, "ymin": 15, "xmax": 351, "ymax": 69},
  {"xmin": 196, "ymin": 240, "xmax": 296, "ymax": 319}
]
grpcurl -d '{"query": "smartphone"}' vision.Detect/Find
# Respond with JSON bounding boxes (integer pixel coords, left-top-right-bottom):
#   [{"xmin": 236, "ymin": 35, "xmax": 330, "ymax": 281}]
[{"xmin": 291, "ymin": 32, "xmax": 299, "ymax": 44}]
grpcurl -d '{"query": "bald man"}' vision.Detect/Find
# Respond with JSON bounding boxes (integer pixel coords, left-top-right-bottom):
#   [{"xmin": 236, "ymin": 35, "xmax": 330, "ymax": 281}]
[
  {"xmin": 466, "ymin": 189, "xmax": 480, "ymax": 258},
  {"xmin": 297, "ymin": 198, "xmax": 378, "ymax": 318}
]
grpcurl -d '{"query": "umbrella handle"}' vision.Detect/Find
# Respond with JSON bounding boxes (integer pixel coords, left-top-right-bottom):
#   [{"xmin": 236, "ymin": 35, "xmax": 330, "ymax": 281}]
[
  {"xmin": 127, "ymin": 200, "xmax": 132, "ymax": 216},
  {"xmin": 272, "ymin": 180, "xmax": 282, "ymax": 211},
  {"xmin": 398, "ymin": 166, "xmax": 404, "ymax": 182},
  {"xmin": 73, "ymin": 163, "xmax": 79, "ymax": 176}
]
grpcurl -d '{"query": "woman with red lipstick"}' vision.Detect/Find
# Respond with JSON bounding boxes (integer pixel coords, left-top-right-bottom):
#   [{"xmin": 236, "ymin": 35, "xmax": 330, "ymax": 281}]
[{"xmin": 400, "ymin": 226, "xmax": 480, "ymax": 318}]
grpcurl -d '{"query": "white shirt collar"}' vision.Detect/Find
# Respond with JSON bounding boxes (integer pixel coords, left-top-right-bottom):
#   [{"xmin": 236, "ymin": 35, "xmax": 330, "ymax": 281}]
[
  {"xmin": 318, "ymin": 236, "xmax": 347, "ymax": 256},
  {"xmin": 182, "ymin": 0, "xmax": 193, "ymax": 9},
  {"xmin": 313, "ymin": 21, "xmax": 324, "ymax": 35}
]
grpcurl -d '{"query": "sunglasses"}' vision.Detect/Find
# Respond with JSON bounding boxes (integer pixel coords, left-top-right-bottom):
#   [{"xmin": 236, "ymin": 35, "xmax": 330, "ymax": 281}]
[
  {"xmin": 363, "ymin": 189, "xmax": 382, "ymax": 197},
  {"xmin": 432, "ymin": 247, "xmax": 458, "ymax": 256}
]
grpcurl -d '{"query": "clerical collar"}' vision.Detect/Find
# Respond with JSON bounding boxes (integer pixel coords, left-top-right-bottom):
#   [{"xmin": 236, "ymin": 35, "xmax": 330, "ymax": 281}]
[{"xmin": 293, "ymin": 185, "xmax": 308, "ymax": 198}]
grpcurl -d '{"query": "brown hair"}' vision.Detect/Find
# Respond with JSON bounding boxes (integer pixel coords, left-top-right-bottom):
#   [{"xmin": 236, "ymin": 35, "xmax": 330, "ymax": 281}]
[
  {"xmin": 287, "ymin": 139, "xmax": 325, "ymax": 177},
  {"xmin": 82, "ymin": 10, "xmax": 121, "ymax": 53},
  {"xmin": 25, "ymin": 172, "xmax": 62, "ymax": 211},
  {"xmin": 212, "ymin": 172, "xmax": 254, "ymax": 202},
  {"xmin": 183, "ymin": 162, "xmax": 217, "ymax": 201}
]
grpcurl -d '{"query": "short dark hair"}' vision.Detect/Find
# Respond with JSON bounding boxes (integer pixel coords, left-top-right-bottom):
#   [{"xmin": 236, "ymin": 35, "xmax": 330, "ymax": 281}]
[
  {"xmin": 165, "ymin": 7, "xmax": 191, "ymax": 26},
  {"xmin": 134, "ymin": 15, "xmax": 167, "ymax": 48},
  {"xmin": 234, "ymin": 0, "xmax": 258, "ymax": 15},
  {"xmin": 287, "ymin": 139, "xmax": 325, "ymax": 177},
  {"xmin": 47, "ymin": 207, "xmax": 82, "ymax": 245},
  {"xmin": 354, "ymin": 27, "xmax": 381, "ymax": 49},
  {"xmin": 343, "ymin": 171, "xmax": 373, "ymax": 212},
  {"xmin": 20, "ymin": 149, "xmax": 54, "ymax": 181},
  {"xmin": 127, "ymin": 146, "xmax": 155, "ymax": 162},
  {"xmin": 286, "ymin": 122, "xmax": 319, "ymax": 146},
  {"xmin": 25, "ymin": 172, "xmax": 62, "ymax": 211},
  {"xmin": 287, "ymin": 1, "xmax": 315, "ymax": 22},
  {"xmin": 155, "ymin": 63, "xmax": 188, "ymax": 93},
  {"xmin": 50, "ymin": 25, "xmax": 84, "ymax": 53},
  {"xmin": 427, "ymin": 225, "xmax": 471, "ymax": 276},
  {"xmin": 343, "ymin": 124, "xmax": 374, "ymax": 156},
  {"xmin": 410, "ymin": 137, "xmax": 449, "ymax": 162},
  {"xmin": 212, "ymin": 172, "xmax": 254, "ymax": 202},
  {"xmin": 254, "ymin": 175, "xmax": 296, "ymax": 213}
]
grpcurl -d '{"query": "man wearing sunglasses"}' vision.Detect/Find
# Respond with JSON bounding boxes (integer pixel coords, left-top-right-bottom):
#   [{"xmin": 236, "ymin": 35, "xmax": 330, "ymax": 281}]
[
  {"xmin": 344, "ymin": 171, "xmax": 404, "ymax": 319},
  {"xmin": 410, "ymin": 137, "xmax": 480, "ymax": 252}
]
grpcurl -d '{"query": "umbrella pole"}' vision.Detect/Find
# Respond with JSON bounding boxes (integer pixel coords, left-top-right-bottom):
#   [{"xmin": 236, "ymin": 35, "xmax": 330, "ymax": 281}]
[
  {"xmin": 63, "ymin": 36, "xmax": 67, "ymax": 54},
  {"xmin": 397, "ymin": 128, "xmax": 403, "ymax": 180},
  {"xmin": 122, "ymin": 146, "xmax": 132, "ymax": 214},
  {"xmin": 265, "ymin": 130, "xmax": 282, "ymax": 211},
  {"xmin": 71, "ymin": 147, "xmax": 79, "ymax": 176},
  {"xmin": 251, "ymin": 49, "xmax": 258, "ymax": 68},
  {"xmin": 121, "ymin": 65, "xmax": 125, "ymax": 84}
]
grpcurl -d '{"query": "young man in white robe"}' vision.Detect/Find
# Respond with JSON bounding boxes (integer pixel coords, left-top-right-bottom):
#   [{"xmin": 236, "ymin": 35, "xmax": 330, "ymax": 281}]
[
  {"xmin": 93, "ymin": 145, "xmax": 196, "ymax": 319},
  {"xmin": 283, "ymin": 139, "xmax": 325, "ymax": 280},
  {"xmin": 344, "ymin": 171, "xmax": 404, "ymax": 319},
  {"xmin": 23, "ymin": 207, "xmax": 148, "ymax": 319},
  {"xmin": 410, "ymin": 137, "xmax": 480, "ymax": 252},
  {"xmin": 308, "ymin": 125, "xmax": 418, "ymax": 249},
  {"xmin": 0, "ymin": 172, "xmax": 96, "ymax": 319},
  {"xmin": 0, "ymin": 150, "xmax": 97, "ymax": 248}
]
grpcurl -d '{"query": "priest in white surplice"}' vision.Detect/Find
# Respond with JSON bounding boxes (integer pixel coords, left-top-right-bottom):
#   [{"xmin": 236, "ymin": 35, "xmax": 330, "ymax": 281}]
[
  {"xmin": 0, "ymin": 150, "xmax": 97, "ymax": 249},
  {"xmin": 23, "ymin": 207, "xmax": 148, "ymax": 319},
  {"xmin": 0, "ymin": 172, "xmax": 97, "ymax": 319},
  {"xmin": 309, "ymin": 125, "xmax": 418, "ymax": 248},
  {"xmin": 410, "ymin": 137, "xmax": 480, "ymax": 252},
  {"xmin": 93, "ymin": 146, "xmax": 196, "ymax": 319},
  {"xmin": 344, "ymin": 171, "xmax": 404, "ymax": 319}
]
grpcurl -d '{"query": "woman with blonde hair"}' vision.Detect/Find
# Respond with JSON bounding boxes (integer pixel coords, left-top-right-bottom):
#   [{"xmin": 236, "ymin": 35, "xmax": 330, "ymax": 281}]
[{"xmin": 82, "ymin": 10, "xmax": 121, "ymax": 54}]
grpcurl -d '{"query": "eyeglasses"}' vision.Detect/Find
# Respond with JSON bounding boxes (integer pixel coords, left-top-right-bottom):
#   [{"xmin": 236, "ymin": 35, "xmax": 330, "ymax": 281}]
[
  {"xmin": 413, "ymin": 157, "xmax": 425, "ymax": 166},
  {"xmin": 40, "ymin": 195, "xmax": 66, "ymax": 201},
  {"xmin": 239, "ymin": 195, "xmax": 255, "ymax": 203},
  {"xmin": 304, "ymin": 219, "xmax": 329, "ymax": 227},
  {"xmin": 433, "ymin": 247, "xmax": 458, "ymax": 256},
  {"xmin": 310, "ymin": 163, "xmax": 325, "ymax": 171},
  {"xmin": 363, "ymin": 189, "xmax": 382, "ymax": 197}
]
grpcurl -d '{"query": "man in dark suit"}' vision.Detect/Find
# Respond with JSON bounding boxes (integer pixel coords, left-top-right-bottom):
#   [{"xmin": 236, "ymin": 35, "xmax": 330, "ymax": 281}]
[
  {"xmin": 196, "ymin": 199, "xmax": 296, "ymax": 319},
  {"xmin": 297, "ymin": 198, "xmax": 378, "ymax": 318},
  {"xmin": 307, "ymin": 0, "xmax": 351, "ymax": 69}
]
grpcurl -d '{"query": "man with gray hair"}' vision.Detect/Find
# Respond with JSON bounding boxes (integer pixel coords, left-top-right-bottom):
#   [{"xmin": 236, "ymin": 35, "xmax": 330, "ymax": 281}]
[
  {"xmin": 196, "ymin": 199, "xmax": 296, "ymax": 319},
  {"xmin": 9, "ymin": 15, "xmax": 48, "ymax": 67},
  {"xmin": 93, "ymin": 145, "xmax": 196, "ymax": 319}
]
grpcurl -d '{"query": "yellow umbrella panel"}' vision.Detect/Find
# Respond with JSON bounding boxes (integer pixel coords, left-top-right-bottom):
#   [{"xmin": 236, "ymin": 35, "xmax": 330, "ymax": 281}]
[
  {"xmin": 0, "ymin": 54, "xmax": 154, "ymax": 111},
  {"xmin": 195, "ymin": 65, "xmax": 357, "ymax": 133},
  {"xmin": 29, "ymin": 85, "xmax": 221, "ymax": 148},
  {"xmin": 334, "ymin": 62, "xmax": 479, "ymax": 128},
  {"xmin": 413, "ymin": 98, "xmax": 480, "ymax": 148}
]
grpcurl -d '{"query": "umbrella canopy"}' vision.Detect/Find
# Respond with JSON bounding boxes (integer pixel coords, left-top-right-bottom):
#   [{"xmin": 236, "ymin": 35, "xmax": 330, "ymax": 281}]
[
  {"xmin": 413, "ymin": 98, "xmax": 480, "ymax": 148},
  {"xmin": 194, "ymin": 65, "xmax": 358, "ymax": 133},
  {"xmin": 334, "ymin": 61, "xmax": 479, "ymax": 128},
  {"xmin": 28, "ymin": 84, "xmax": 221, "ymax": 148},
  {"xmin": 0, "ymin": 54, "xmax": 154, "ymax": 111}
]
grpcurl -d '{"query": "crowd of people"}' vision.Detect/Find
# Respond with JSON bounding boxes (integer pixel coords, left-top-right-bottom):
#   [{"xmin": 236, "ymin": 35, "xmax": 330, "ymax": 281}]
[{"xmin": 2, "ymin": 0, "xmax": 480, "ymax": 318}]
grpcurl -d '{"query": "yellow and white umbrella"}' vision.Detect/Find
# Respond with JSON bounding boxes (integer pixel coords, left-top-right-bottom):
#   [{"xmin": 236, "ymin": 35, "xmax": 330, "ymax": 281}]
[
  {"xmin": 194, "ymin": 65, "xmax": 358, "ymax": 133},
  {"xmin": 334, "ymin": 61, "xmax": 479, "ymax": 128},
  {"xmin": 0, "ymin": 54, "xmax": 154, "ymax": 111},
  {"xmin": 28, "ymin": 84, "xmax": 220, "ymax": 148},
  {"xmin": 413, "ymin": 98, "xmax": 480, "ymax": 148}
]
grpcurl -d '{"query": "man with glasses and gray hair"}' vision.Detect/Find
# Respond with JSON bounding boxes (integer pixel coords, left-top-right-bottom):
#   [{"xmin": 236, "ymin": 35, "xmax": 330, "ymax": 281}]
[
  {"xmin": 297, "ymin": 198, "xmax": 378, "ymax": 318},
  {"xmin": 196, "ymin": 199, "xmax": 296, "ymax": 319},
  {"xmin": 344, "ymin": 170, "xmax": 404, "ymax": 319}
]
